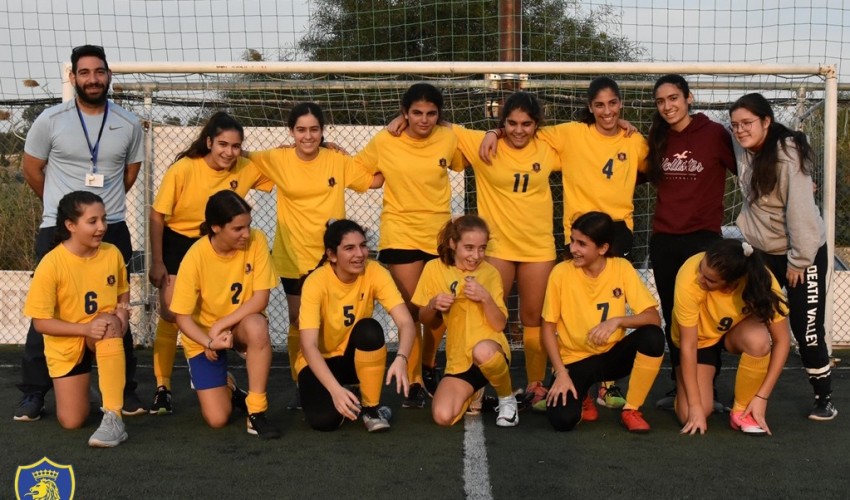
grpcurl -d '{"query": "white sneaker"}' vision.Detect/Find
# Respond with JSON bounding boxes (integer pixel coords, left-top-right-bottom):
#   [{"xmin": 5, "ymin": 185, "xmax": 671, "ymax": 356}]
[
  {"xmin": 88, "ymin": 410, "xmax": 128, "ymax": 448},
  {"xmin": 496, "ymin": 395, "xmax": 519, "ymax": 427},
  {"xmin": 362, "ymin": 406, "xmax": 392, "ymax": 432}
]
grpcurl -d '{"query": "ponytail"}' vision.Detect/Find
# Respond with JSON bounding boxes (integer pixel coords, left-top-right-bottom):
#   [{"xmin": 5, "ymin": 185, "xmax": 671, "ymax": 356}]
[
  {"xmin": 52, "ymin": 191, "xmax": 104, "ymax": 251},
  {"xmin": 437, "ymin": 215, "xmax": 490, "ymax": 267}
]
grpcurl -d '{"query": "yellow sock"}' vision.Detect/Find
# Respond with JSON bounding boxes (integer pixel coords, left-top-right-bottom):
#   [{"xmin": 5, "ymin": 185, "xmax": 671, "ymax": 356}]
[
  {"xmin": 355, "ymin": 346, "xmax": 387, "ymax": 407},
  {"xmin": 287, "ymin": 324, "xmax": 300, "ymax": 382},
  {"xmin": 95, "ymin": 337, "xmax": 126, "ymax": 416},
  {"xmin": 406, "ymin": 322, "xmax": 423, "ymax": 385},
  {"xmin": 478, "ymin": 352, "xmax": 512, "ymax": 398},
  {"xmin": 246, "ymin": 391, "xmax": 268, "ymax": 414},
  {"xmin": 423, "ymin": 322, "xmax": 446, "ymax": 368},
  {"xmin": 153, "ymin": 319, "xmax": 179, "ymax": 389},
  {"xmin": 523, "ymin": 326, "xmax": 546, "ymax": 384},
  {"xmin": 733, "ymin": 352, "xmax": 771, "ymax": 412},
  {"xmin": 623, "ymin": 352, "xmax": 663, "ymax": 410}
]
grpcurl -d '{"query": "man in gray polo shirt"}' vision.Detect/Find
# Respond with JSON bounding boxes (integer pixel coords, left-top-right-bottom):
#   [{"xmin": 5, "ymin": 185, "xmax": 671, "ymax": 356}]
[{"xmin": 17, "ymin": 44, "xmax": 147, "ymax": 421}]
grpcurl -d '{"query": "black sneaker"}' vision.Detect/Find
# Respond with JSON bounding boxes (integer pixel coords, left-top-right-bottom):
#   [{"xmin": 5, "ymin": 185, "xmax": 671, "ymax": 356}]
[
  {"xmin": 247, "ymin": 412, "xmax": 281, "ymax": 439},
  {"xmin": 655, "ymin": 387, "xmax": 676, "ymax": 411},
  {"xmin": 227, "ymin": 373, "xmax": 248, "ymax": 413},
  {"xmin": 14, "ymin": 392, "xmax": 45, "ymax": 422},
  {"xmin": 150, "ymin": 386, "xmax": 173, "ymax": 415},
  {"xmin": 809, "ymin": 396, "xmax": 838, "ymax": 421},
  {"xmin": 286, "ymin": 387, "xmax": 302, "ymax": 410},
  {"xmin": 402, "ymin": 383, "xmax": 426, "ymax": 409},
  {"xmin": 422, "ymin": 365, "xmax": 440, "ymax": 397},
  {"xmin": 122, "ymin": 390, "xmax": 148, "ymax": 416}
]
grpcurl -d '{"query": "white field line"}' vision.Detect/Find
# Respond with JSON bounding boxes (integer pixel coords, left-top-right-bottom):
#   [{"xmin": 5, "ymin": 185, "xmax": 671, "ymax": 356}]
[{"xmin": 463, "ymin": 414, "xmax": 494, "ymax": 500}]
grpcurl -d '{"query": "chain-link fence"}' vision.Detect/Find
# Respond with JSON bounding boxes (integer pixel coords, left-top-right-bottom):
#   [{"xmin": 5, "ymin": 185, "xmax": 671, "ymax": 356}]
[{"xmin": 1, "ymin": 72, "xmax": 847, "ymax": 349}]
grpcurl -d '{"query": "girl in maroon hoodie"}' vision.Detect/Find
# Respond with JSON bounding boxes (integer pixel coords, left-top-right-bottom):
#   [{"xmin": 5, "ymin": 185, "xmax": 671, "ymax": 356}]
[{"xmin": 646, "ymin": 74, "xmax": 737, "ymax": 408}]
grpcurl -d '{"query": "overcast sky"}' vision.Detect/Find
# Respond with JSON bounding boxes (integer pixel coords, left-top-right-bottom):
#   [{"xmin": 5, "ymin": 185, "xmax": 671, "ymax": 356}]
[{"xmin": 1, "ymin": 0, "xmax": 847, "ymax": 101}]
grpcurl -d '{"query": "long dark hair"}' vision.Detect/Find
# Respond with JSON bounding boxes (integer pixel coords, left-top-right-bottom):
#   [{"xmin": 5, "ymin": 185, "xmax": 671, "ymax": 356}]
[
  {"xmin": 175, "ymin": 112, "xmax": 244, "ymax": 162},
  {"xmin": 313, "ymin": 219, "xmax": 368, "ymax": 270},
  {"xmin": 647, "ymin": 74, "xmax": 691, "ymax": 185},
  {"xmin": 401, "ymin": 83, "xmax": 444, "ymax": 122},
  {"xmin": 703, "ymin": 239, "xmax": 787, "ymax": 324},
  {"xmin": 436, "ymin": 215, "xmax": 490, "ymax": 267},
  {"xmin": 578, "ymin": 76, "xmax": 621, "ymax": 125},
  {"xmin": 729, "ymin": 93, "xmax": 813, "ymax": 203},
  {"xmin": 53, "ymin": 191, "xmax": 105, "ymax": 249},
  {"xmin": 497, "ymin": 92, "xmax": 543, "ymax": 130},
  {"xmin": 567, "ymin": 211, "xmax": 616, "ymax": 259},
  {"xmin": 200, "ymin": 190, "xmax": 252, "ymax": 237}
]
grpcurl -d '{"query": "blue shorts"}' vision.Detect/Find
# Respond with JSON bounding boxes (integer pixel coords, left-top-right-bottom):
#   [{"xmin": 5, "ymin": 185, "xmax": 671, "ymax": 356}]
[{"xmin": 187, "ymin": 351, "xmax": 228, "ymax": 390}]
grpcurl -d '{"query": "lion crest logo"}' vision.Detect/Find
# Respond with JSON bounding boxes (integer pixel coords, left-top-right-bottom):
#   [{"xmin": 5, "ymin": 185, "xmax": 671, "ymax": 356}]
[
  {"xmin": 229, "ymin": 180, "xmax": 238, "ymax": 190},
  {"xmin": 439, "ymin": 158, "xmax": 447, "ymax": 168},
  {"xmin": 617, "ymin": 152, "xmax": 627, "ymax": 162},
  {"xmin": 328, "ymin": 177, "xmax": 336, "ymax": 187},
  {"xmin": 532, "ymin": 163, "xmax": 541, "ymax": 172},
  {"xmin": 245, "ymin": 263, "xmax": 253, "ymax": 275},
  {"xmin": 612, "ymin": 288, "xmax": 623, "ymax": 298},
  {"xmin": 106, "ymin": 275, "xmax": 116, "ymax": 286},
  {"xmin": 15, "ymin": 457, "xmax": 75, "ymax": 500}
]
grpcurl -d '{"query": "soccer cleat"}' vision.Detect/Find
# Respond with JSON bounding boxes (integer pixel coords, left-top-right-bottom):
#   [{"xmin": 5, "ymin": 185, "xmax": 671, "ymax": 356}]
[
  {"xmin": 581, "ymin": 395, "xmax": 599, "ymax": 422},
  {"xmin": 655, "ymin": 387, "xmax": 676, "ymax": 411},
  {"xmin": 495, "ymin": 395, "xmax": 519, "ymax": 427},
  {"xmin": 13, "ymin": 392, "xmax": 45, "ymax": 422},
  {"xmin": 227, "ymin": 372, "xmax": 248, "ymax": 413},
  {"xmin": 620, "ymin": 409, "xmax": 651, "ymax": 433},
  {"xmin": 121, "ymin": 390, "xmax": 148, "ymax": 416},
  {"xmin": 808, "ymin": 396, "xmax": 838, "ymax": 421},
  {"xmin": 286, "ymin": 387, "xmax": 302, "ymax": 410},
  {"xmin": 597, "ymin": 384, "xmax": 627, "ymax": 409},
  {"xmin": 88, "ymin": 411, "xmax": 128, "ymax": 448},
  {"xmin": 532, "ymin": 398, "xmax": 548, "ymax": 413},
  {"xmin": 422, "ymin": 365, "xmax": 440, "ymax": 397},
  {"xmin": 247, "ymin": 412, "xmax": 281, "ymax": 439},
  {"xmin": 526, "ymin": 381, "xmax": 548, "ymax": 406},
  {"xmin": 150, "ymin": 386, "xmax": 173, "ymax": 415},
  {"xmin": 362, "ymin": 405, "xmax": 392, "ymax": 432},
  {"xmin": 729, "ymin": 411, "xmax": 767, "ymax": 436},
  {"xmin": 402, "ymin": 383, "xmax": 426, "ymax": 409}
]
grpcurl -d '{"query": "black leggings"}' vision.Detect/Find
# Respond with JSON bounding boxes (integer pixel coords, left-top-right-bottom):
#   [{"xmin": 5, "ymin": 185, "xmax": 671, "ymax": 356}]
[
  {"xmin": 546, "ymin": 325, "xmax": 664, "ymax": 432},
  {"xmin": 649, "ymin": 231, "xmax": 722, "ymax": 378},
  {"xmin": 298, "ymin": 318, "xmax": 385, "ymax": 431},
  {"xmin": 762, "ymin": 244, "xmax": 832, "ymax": 397}
]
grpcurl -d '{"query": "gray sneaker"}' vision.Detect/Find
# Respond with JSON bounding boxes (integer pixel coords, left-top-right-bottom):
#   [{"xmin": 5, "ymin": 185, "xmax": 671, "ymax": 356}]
[
  {"xmin": 362, "ymin": 405, "xmax": 392, "ymax": 432},
  {"xmin": 14, "ymin": 392, "xmax": 45, "ymax": 422},
  {"xmin": 88, "ymin": 411, "xmax": 128, "ymax": 448}
]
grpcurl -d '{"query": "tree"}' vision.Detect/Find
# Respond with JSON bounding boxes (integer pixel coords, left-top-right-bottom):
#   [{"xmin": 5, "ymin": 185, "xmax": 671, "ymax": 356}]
[{"xmin": 299, "ymin": 0, "xmax": 641, "ymax": 64}]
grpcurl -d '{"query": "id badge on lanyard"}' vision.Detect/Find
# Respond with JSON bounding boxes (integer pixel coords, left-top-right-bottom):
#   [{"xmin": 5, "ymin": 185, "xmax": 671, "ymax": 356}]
[{"xmin": 77, "ymin": 101, "xmax": 108, "ymax": 188}]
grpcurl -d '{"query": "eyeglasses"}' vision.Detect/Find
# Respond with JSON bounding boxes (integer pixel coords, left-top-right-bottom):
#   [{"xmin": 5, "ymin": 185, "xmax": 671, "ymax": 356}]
[{"xmin": 730, "ymin": 119, "xmax": 760, "ymax": 132}]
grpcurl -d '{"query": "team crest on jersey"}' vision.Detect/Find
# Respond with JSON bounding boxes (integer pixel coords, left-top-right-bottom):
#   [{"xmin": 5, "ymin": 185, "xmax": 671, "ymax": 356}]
[
  {"xmin": 439, "ymin": 158, "xmax": 447, "ymax": 167},
  {"xmin": 617, "ymin": 152, "xmax": 627, "ymax": 162},
  {"xmin": 450, "ymin": 281, "xmax": 459, "ymax": 296},
  {"xmin": 230, "ymin": 180, "xmax": 238, "ymax": 190},
  {"xmin": 245, "ymin": 263, "xmax": 253, "ymax": 275},
  {"xmin": 532, "ymin": 163, "xmax": 540, "ymax": 172},
  {"xmin": 15, "ymin": 456, "xmax": 76, "ymax": 500},
  {"xmin": 612, "ymin": 288, "xmax": 623, "ymax": 298},
  {"xmin": 328, "ymin": 177, "xmax": 336, "ymax": 187},
  {"xmin": 360, "ymin": 293, "xmax": 365, "ymax": 301},
  {"xmin": 106, "ymin": 275, "xmax": 116, "ymax": 287}
]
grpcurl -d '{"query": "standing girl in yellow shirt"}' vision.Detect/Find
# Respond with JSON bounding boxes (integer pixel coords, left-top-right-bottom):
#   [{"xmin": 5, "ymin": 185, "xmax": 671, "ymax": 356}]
[
  {"xmin": 412, "ymin": 215, "xmax": 518, "ymax": 427},
  {"xmin": 149, "ymin": 112, "xmax": 272, "ymax": 415},
  {"xmin": 170, "ymin": 190, "xmax": 280, "ymax": 439},
  {"xmin": 297, "ymin": 219, "xmax": 416, "ymax": 432},
  {"xmin": 357, "ymin": 83, "xmax": 465, "ymax": 407},
  {"xmin": 24, "ymin": 191, "xmax": 130, "ymax": 447}
]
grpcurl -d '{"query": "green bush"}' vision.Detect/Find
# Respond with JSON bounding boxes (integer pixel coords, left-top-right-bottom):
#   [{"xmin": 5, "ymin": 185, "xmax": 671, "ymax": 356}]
[{"xmin": 0, "ymin": 163, "xmax": 40, "ymax": 270}]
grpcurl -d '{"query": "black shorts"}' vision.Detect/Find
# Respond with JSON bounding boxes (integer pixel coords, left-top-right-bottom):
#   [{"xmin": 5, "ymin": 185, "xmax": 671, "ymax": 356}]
[
  {"xmin": 378, "ymin": 248, "xmax": 437, "ymax": 265},
  {"xmin": 163, "ymin": 227, "xmax": 200, "ymax": 275},
  {"xmin": 671, "ymin": 340, "xmax": 723, "ymax": 369},
  {"xmin": 56, "ymin": 348, "xmax": 94, "ymax": 378},
  {"xmin": 280, "ymin": 277, "xmax": 305, "ymax": 296},
  {"xmin": 444, "ymin": 353, "xmax": 510, "ymax": 392}
]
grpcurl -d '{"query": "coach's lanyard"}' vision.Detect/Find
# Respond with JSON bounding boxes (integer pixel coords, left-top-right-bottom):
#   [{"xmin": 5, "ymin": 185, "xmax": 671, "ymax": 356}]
[{"xmin": 75, "ymin": 100, "xmax": 109, "ymax": 173}]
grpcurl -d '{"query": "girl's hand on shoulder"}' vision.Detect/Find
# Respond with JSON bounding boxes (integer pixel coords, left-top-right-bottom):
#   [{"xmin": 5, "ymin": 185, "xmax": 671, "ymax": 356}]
[
  {"xmin": 478, "ymin": 131, "xmax": 499, "ymax": 165},
  {"xmin": 387, "ymin": 115, "xmax": 407, "ymax": 137},
  {"xmin": 545, "ymin": 371, "xmax": 576, "ymax": 407},
  {"xmin": 587, "ymin": 318, "xmax": 619, "ymax": 346},
  {"xmin": 461, "ymin": 278, "xmax": 490, "ymax": 303},
  {"xmin": 430, "ymin": 293, "xmax": 455, "ymax": 312},
  {"xmin": 618, "ymin": 118, "xmax": 637, "ymax": 137}
]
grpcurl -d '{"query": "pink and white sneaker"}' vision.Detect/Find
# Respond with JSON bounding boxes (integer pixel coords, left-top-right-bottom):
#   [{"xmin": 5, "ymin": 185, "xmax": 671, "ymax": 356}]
[{"xmin": 730, "ymin": 411, "xmax": 767, "ymax": 436}]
